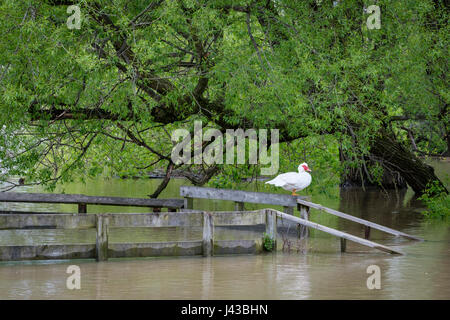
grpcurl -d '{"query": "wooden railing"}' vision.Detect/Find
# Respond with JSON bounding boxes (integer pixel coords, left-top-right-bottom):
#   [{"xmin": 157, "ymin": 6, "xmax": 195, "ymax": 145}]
[
  {"xmin": 0, "ymin": 210, "xmax": 266, "ymax": 262},
  {"xmin": 268, "ymin": 209, "xmax": 403, "ymax": 255},
  {"xmin": 297, "ymin": 199, "xmax": 423, "ymax": 241},
  {"xmin": 180, "ymin": 186, "xmax": 308, "ymax": 215},
  {"xmin": 180, "ymin": 186, "xmax": 422, "ymax": 248},
  {"xmin": 0, "ymin": 186, "xmax": 423, "ymax": 261},
  {"xmin": 0, "ymin": 207, "xmax": 409, "ymax": 261},
  {"xmin": 0, "ymin": 192, "xmax": 185, "ymax": 214}
]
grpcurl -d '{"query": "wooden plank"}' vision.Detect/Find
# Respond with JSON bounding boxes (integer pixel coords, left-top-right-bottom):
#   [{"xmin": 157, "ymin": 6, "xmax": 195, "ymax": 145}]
[
  {"xmin": 0, "ymin": 210, "xmax": 67, "ymax": 215},
  {"xmin": 108, "ymin": 241, "xmax": 203, "ymax": 258},
  {"xmin": 340, "ymin": 238, "xmax": 347, "ymax": 253},
  {"xmin": 214, "ymin": 240, "xmax": 262, "ymax": 255},
  {"xmin": 270, "ymin": 209, "xmax": 403, "ymax": 255},
  {"xmin": 0, "ymin": 192, "xmax": 184, "ymax": 209},
  {"xmin": 202, "ymin": 212, "xmax": 214, "ymax": 257},
  {"xmin": 298, "ymin": 204, "xmax": 310, "ymax": 239},
  {"xmin": 213, "ymin": 210, "xmax": 265, "ymax": 226},
  {"xmin": 0, "ymin": 244, "xmax": 96, "ymax": 261},
  {"xmin": 0, "ymin": 214, "xmax": 96, "ymax": 230},
  {"xmin": 0, "ymin": 212, "xmax": 204, "ymax": 229},
  {"xmin": 107, "ymin": 212, "xmax": 203, "ymax": 228},
  {"xmin": 297, "ymin": 199, "xmax": 423, "ymax": 241},
  {"xmin": 180, "ymin": 186, "xmax": 308, "ymax": 207},
  {"xmin": 180, "ymin": 209, "xmax": 203, "ymax": 213},
  {"xmin": 365, "ymin": 226, "xmax": 371, "ymax": 240},
  {"xmin": 265, "ymin": 210, "xmax": 277, "ymax": 245},
  {"xmin": 96, "ymin": 215, "xmax": 109, "ymax": 262}
]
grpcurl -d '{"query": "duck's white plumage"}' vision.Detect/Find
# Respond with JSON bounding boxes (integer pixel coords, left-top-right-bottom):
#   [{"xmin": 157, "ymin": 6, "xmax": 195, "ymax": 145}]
[{"xmin": 266, "ymin": 163, "xmax": 312, "ymax": 194}]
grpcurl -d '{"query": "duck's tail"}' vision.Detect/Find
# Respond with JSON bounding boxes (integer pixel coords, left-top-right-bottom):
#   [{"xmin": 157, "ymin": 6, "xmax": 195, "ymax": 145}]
[{"xmin": 265, "ymin": 177, "xmax": 283, "ymax": 186}]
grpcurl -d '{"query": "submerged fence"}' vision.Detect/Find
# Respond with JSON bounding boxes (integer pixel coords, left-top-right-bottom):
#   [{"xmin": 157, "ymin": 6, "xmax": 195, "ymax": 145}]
[
  {"xmin": 0, "ymin": 187, "xmax": 424, "ymax": 262},
  {"xmin": 0, "ymin": 192, "xmax": 185, "ymax": 214},
  {"xmin": 0, "ymin": 210, "xmax": 267, "ymax": 262},
  {"xmin": 0, "ymin": 208, "xmax": 408, "ymax": 262}
]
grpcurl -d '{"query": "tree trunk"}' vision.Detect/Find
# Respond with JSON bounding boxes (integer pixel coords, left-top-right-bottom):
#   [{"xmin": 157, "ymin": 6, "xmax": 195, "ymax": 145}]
[
  {"xmin": 368, "ymin": 130, "xmax": 447, "ymax": 195},
  {"xmin": 340, "ymin": 149, "xmax": 408, "ymax": 190}
]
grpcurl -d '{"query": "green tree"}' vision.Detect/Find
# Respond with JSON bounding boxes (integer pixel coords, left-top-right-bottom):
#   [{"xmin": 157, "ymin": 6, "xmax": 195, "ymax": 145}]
[{"xmin": 0, "ymin": 0, "xmax": 448, "ymax": 196}]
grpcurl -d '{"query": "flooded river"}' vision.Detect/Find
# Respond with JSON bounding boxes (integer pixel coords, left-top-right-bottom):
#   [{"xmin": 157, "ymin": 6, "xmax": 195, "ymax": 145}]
[{"xmin": 0, "ymin": 161, "xmax": 448, "ymax": 299}]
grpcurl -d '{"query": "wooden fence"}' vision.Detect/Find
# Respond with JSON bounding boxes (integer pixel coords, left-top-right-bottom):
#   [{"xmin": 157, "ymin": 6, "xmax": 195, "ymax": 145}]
[
  {"xmin": 0, "ymin": 208, "xmax": 406, "ymax": 262},
  {"xmin": 180, "ymin": 185, "xmax": 308, "ymax": 215},
  {"xmin": 0, "ymin": 210, "xmax": 267, "ymax": 262},
  {"xmin": 0, "ymin": 192, "xmax": 185, "ymax": 214},
  {"xmin": 0, "ymin": 186, "xmax": 423, "ymax": 261},
  {"xmin": 297, "ymin": 199, "xmax": 423, "ymax": 241},
  {"xmin": 180, "ymin": 186, "xmax": 423, "ymax": 242}
]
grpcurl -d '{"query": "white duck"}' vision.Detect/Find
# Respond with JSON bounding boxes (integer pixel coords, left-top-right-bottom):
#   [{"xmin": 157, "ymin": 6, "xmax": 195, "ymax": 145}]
[{"xmin": 265, "ymin": 163, "xmax": 312, "ymax": 196}]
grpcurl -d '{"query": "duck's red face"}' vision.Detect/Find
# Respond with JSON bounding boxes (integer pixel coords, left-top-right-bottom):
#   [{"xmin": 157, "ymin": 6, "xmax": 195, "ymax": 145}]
[{"xmin": 302, "ymin": 164, "xmax": 311, "ymax": 172}]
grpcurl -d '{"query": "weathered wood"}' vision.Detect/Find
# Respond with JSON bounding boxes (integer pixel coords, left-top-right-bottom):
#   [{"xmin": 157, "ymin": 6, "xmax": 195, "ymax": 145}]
[
  {"xmin": 0, "ymin": 244, "xmax": 96, "ymax": 261},
  {"xmin": 235, "ymin": 201, "xmax": 245, "ymax": 211},
  {"xmin": 365, "ymin": 226, "xmax": 371, "ymax": 240},
  {"xmin": 214, "ymin": 240, "xmax": 263, "ymax": 255},
  {"xmin": 0, "ymin": 214, "xmax": 96, "ymax": 230},
  {"xmin": 0, "ymin": 212, "xmax": 206, "ymax": 229},
  {"xmin": 78, "ymin": 203, "xmax": 87, "ymax": 215},
  {"xmin": 297, "ymin": 204, "xmax": 310, "ymax": 239},
  {"xmin": 0, "ymin": 240, "xmax": 265, "ymax": 261},
  {"xmin": 297, "ymin": 199, "xmax": 423, "ymax": 241},
  {"xmin": 340, "ymin": 238, "xmax": 347, "ymax": 253},
  {"xmin": 108, "ymin": 212, "xmax": 203, "ymax": 228},
  {"xmin": 0, "ymin": 208, "xmax": 406, "ymax": 261},
  {"xmin": 0, "ymin": 192, "xmax": 184, "ymax": 209},
  {"xmin": 96, "ymin": 215, "xmax": 109, "ymax": 262},
  {"xmin": 283, "ymin": 206, "xmax": 294, "ymax": 215},
  {"xmin": 270, "ymin": 209, "xmax": 403, "ymax": 255},
  {"xmin": 178, "ymin": 209, "xmax": 202, "ymax": 213},
  {"xmin": 109, "ymin": 241, "xmax": 203, "ymax": 258},
  {"xmin": 180, "ymin": 186, "xmax": 308, "ymax": 207},
  {"xmin": 202, "ymin": 212, "xmax": 214, "ymax": 257},
  {"xmin": 0, "ymin": 210, "xmax": 64, "ymax": 215},
  {"xmin": 213, "ymin": 210, "xmax": 265, "ymax": 226},
  {"xmin": 184, "ymin": 197, "xmax": 194, "ymax": 210},
  {"xmin": 265, "ymin": 210, "xmax": 277, "ymax": 247}
]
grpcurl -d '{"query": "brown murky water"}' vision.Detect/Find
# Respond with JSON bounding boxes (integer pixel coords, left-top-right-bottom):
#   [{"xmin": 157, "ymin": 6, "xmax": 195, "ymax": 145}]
[{"xmin": 0, "ymin": 161, "xmax": 448, "ymax": 299}]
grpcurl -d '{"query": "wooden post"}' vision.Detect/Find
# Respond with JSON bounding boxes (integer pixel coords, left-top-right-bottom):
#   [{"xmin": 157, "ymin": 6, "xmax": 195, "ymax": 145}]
[
  {"xmin": 364, "ymin": 226, "xmax": 371, "ymax": 239},
  {"xmin": 96, "ymin": 214, "xmax": 109, "ymax": 262},
  {"xmin": 272, "ymin": 210, "xmax": 404, "ymax": 255},
  {"xmin": 235, "ymin": 201, "xmax": 244, "ymax": 211},
  {"xmin": 283, "ymin": 206, "xmax": 294, "ymax": 215},
  {"xmin": 184, "ymin": 197, "xmax": 194, "ymax": 210},
  {"xmin": 202, "ymin": 212, "xmax": 214, "ymax": 257},
  {"xmin": 78, "ymin": 203, "xmax": 87, "ymax": 215},
  {"xmin": 340, "ymin": 238, "xmax": 347, "ymax": 253},
  {"xmin": 297, "ymin": 204, "xmax": 310, "ymax": 239},
  {"xmin": 265, "ymin": 210, "xmax": 277, "ymax": 250}
]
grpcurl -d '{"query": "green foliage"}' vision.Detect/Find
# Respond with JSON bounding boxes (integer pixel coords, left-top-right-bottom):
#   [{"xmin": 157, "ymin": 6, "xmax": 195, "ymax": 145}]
[
  {"xmin": 0, "ymin": 0, "xmax": 447, "ymax": 191},
  {"xmin": 418, "ymin": 181, "xmax": 450, "ymax": 219},
  {"xmin": 208, "ymin": 135, "xmax": 341, "ymax": 196},
  {"xmin": 263, "ymin": 232, "xmax": 275, "ymax": 252}
]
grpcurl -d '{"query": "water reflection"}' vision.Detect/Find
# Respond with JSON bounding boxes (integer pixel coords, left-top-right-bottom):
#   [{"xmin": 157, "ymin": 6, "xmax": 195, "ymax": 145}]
[
  {"xmin": 0, "ymin": 161, "xmax": 449, "ymax": 299},
  {"xmin": 0, "ymin": 246, "xmax": 449, "ymax": 299}
]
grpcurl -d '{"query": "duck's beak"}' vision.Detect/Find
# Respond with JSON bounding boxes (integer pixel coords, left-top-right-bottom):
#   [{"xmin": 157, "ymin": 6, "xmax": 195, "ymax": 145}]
[{"xmin": 307, "ymin": 168, "xmax": 312, "ymax": 172}]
